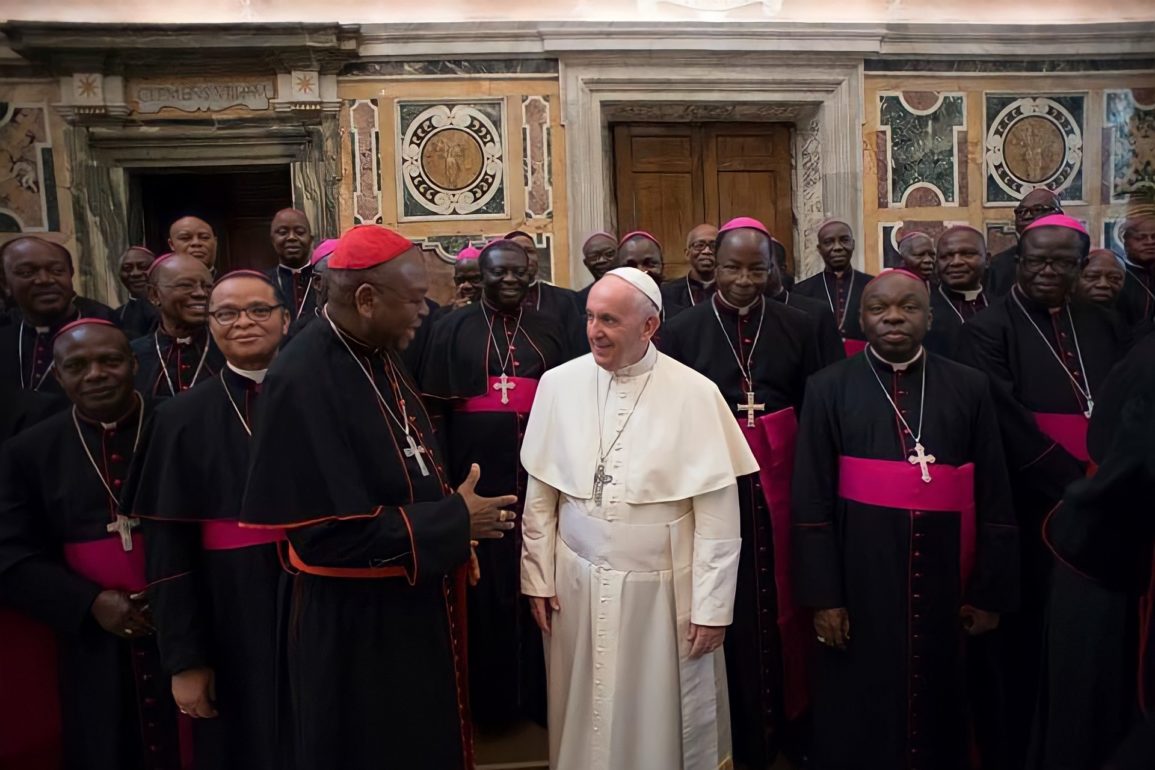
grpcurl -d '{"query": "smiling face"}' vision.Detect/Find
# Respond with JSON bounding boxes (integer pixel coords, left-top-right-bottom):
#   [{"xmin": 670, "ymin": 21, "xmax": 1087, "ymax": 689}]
[
  {"xmin": 582, "ymin": 234, "xmax": 618, "ymax": 281},
  {"xmin": 453, "ymin": 259, "xmax": 482, "ymax": 303},
  {"xmin": 860, "ymin": 273, "xmax": 930, "ymax": 362},
  {"xmin": 53, "ymin": 324, "xmax": 138, "ymax": 421},
  {"xmin": 898, "ymin": 233, "xmax": 936, "ymax": 281},
  {"xmin": 685, "ymin": 224, "xmax": 719, "ymax": 282},
  {"xmin": 168, "ymin": 216, "xmax": 218, "ymax": 270},
  {"xmin": 585, "ymin": 275, "xmax": 659, "ymax": 371},
  {"xmin": 481, "ymin": 246, "xmax": 531, "ymax": 311},
  {"xmin": 715, "ymin": 228, "xmax": 770, "ymax": 307},
  {"xmin": 817, "ymin": 221, "xmax": 855, "ymax": 273},
  {"xmin": 1017, "ymin": 226, "xmax": 1086, "ymax": 307},
  {"xmin": 270, "ymin": 209, "xmax": 314, "ymax": 268},
  {"xmin": 118, "ymin": 247, "xmax": 155, "ymax": 299},
  {"xmin": 148, "ymin": 254, "xmax": 214, "ymax": 334},
  {"xmin": 1077, "ymin": 250, "xmax": 1126, "ymax": 305},
  {"xmin": 208, "ymin": 276, "xmax": 288, "ymax": 370},
  {"xmin": 336, "ymin": 249, "xmax": 431, "ymax": 351},
  {"xmin": 508, "ymin": 234, "xmax": 539, "ymax": 280},
  {"xmin": 1, "ymin": 237, "xmax": 75, "ymax": 325},
  {"xmin": 618, "ymin": 237, "xmax": 663, "ymax": 283},
  {"xmin": 1123, "ymin": 215, "xmax": 1155, "ymax": 267},
  {"xmin": 935, "ymin": 229, "xmax": 988, "ymax": 291}
]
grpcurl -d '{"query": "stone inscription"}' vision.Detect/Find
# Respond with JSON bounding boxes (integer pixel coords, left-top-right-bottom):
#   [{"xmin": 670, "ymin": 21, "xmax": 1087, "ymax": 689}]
[{"xmin": 131, "ymin": 81, "xmax": 274, "ymax": 114}]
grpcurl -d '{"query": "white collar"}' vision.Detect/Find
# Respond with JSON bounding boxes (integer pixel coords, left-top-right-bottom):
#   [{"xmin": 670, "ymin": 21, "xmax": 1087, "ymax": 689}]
[
  {"xmin": 227, "ymin": 362, "xmax": 269, "ymax": 384},
  {"xmin": 869, "ymin": 345, "xmax": 924, "ymax": 372},
  {"xmin": 279, "ymin": 262, "xmax": 310, "ymax": 275},
  {"xmin": 612, "ymin": 343, "xmax": 658, "ymax": 378},
  {"xmin": 715, "ymin": 293, "xmax": 760, "ymax": 316}
]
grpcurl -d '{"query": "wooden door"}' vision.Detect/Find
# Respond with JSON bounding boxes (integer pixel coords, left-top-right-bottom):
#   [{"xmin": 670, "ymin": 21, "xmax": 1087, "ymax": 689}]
[{"xmin": 613, "ymin": 123, "xmax": 794, "ymax": 277}]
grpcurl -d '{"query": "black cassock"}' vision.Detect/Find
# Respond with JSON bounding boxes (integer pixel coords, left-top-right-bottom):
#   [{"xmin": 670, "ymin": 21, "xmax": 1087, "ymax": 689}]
[
  {"xmin": 131, "ymin": 326, "xmax": 224, "ymax": 406},
  {"xmin": 660, "ymin": 274, "xmax": 716, "ymax": 309},
  {"xmin": 115, "ymin": 298, "xmax": 159, "ymax": 340},
  {"xmin": 0, "ymin": 306, "xmax": 114, "ymax": 395},
  {"xmin": 523, "ymin": 282, "xmax": 586, "ymax": 351},
  {"xmin": 418, "ymin": 301, "xmax": 573, "ymax": 727},
  {"xmin": 954, "ymin": 287, "xmax": 1129, "ymax": 768},
  {"xmin": 924, "ymin": 284, "xmax": 992, "ymax": 358},
  {"xmin": 770, "ymin": 288, "xmax": 846, "ymax": 366},
  {"xmin": 664, "ymin": 295, "xmax": 825, "ymax": 767},
  {"xmin": 0, "ymin": 401, "xmax": 182, "ymax": 770},
  {"xmin": 986, "ymin": 244, "xmax": 1018, "ymax": 297},
  {"xmin": 1032, "ymin": 331, "xmax": 1155, "ymax": 770},
  {"xmin": 1117, "ymin": 262, "xmax": 1155, "ymax": 331},
  {"xmin": 398, "ymin": 296, "xmax": 441, "ymax": 375},
  {"xmin": 121, "ymin": 368, "xmax": 288, "ymax": 770},
  {"xmin": 792, "ymin": 269, "xmax": 873, "ymax": 353},
  {"xmin": 792, "ymin": 351, "xmax": 1019, "ymax": 770},
  {"xmin": 265, "ymin": 262, "xmax": 317, "ymax": 322},
  {"xmin": 241, "ymin": 317, "xmax": 473, "ymax": 770}
]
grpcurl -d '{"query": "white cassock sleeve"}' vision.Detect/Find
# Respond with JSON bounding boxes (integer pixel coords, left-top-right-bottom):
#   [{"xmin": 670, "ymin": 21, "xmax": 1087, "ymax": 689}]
[
  {"xmin": 520, "ymin": 474, "xmax": 560, "ymax": 598},
  {"xmin": 690, "ymin": 483, "xmax": 742, "ymax": 627}
]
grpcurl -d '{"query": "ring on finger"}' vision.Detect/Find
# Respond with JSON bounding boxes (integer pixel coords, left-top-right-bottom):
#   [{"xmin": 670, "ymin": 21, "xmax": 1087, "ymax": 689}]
[
  {"xmin": 124, "ymin": 628, "xmax": 134, "ymax": 635},
  {"xmin": 816, "ymin": 635, "xmax": 827, "ymax": 644}
]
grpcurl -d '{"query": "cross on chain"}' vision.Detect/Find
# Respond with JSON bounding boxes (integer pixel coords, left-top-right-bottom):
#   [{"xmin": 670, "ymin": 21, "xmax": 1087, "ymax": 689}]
[
  {"xmin": 404, "ymin": 434, "xmax": 430, "ymax": 477},
  {"xmin": 493, "ymin": 373, "xmax": 516, "ymax": 406},
  {"xmin": 593, "ymin": 464, "xmax": 614, "ymax": 506},
  {"xmin": 107, "ymin": 514, "xmax": 139, "ymax": 552},
  {"xmin": 908, "ymin": 441, "xmax": 936, "ymax": 483},
  {"xmin": 737, "ymin": 391, "xmax": 766, "ymax": 428}
]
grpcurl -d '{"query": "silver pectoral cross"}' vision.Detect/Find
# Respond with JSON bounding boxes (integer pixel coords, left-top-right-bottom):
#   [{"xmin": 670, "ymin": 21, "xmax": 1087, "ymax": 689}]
[
  {"xmin": 737, "ymin": 391, "xmax": 766, "ymax": 428},
  {"xmin": 1084, "ymin": 399, "xmax": 1094, "ymax": 420},
  {"xmin": 493, "ymin": 373, "xmax": 516, "ymax": 405},
  {"xmin": 908, "ymin": 441, "xmax": 936, "ymax": 483},
  {"xmin": 107, "ymin": 514, "xmax": 139, "ymax": 552},
  {"xmin": 404, "ymin": 434, "xmax": 431, "ymax": 477},
  {"xmin": 592, "ymin": 464, "xmax": 613, "ymax": 506}
]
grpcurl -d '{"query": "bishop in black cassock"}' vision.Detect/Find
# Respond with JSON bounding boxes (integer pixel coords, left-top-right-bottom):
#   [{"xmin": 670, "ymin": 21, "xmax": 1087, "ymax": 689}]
[
  {"xmin": 114, "ymin": 246, "xmax": 159, "ymax": 340},
  {"xmin": 122, "ymin": 271, "xmax": 292, "ymax": 769},
  {"xmin": 985, "ymin": 189, "xmax": 1064, "ymax": 297},
  {"xmin": 240, "ymin": 226, "xmax": 516, "ymax": 770},
  {"xmin": 0, "ymin": 236, "xmax": 114, "ymax": 398},
  {"xmin": 1116, "ymin": 211, "xmax": 1155, "ymax": 331},
  {"xmin": 764, "ymin": 246, "xmax": 844, "ymax": 368},
  {"xmin": 0, "ymin": 320, "xmax": 182, "ymax": 770},
  {"xmin": 131, "ymin": 254, "xmax": 223, "ymax": 404},
  {"xmin": 265, "ymin": 208, "xmax": 318, "ymax": 323},
  {"xmin": 924, "ymin": 226, "xmax": 993, "ymax": 357},
  {"xmin": 660, "ymin": 223, "xmax": 718, "ymax": 310},
  {"xmin": 663, "ymin": 217, "xmax": 827, "ymax": 768},
  {"xmin": 792, "ymin": 219, "xmax": 873, "ymax": 356},
  {"xmin": 576, "ymin": 231, "xmax": 618, "ymax": 312},
  {"xmin": 419, "ymin": 239, "xmax": 575, "ymax": 728},
  {"xmin": 793, "ymin": 269, "xmax": 1018, "ymax": 770},
  {"xmin": 954, "ymin": 214, "xmax": 1129, "ymax": 768}
]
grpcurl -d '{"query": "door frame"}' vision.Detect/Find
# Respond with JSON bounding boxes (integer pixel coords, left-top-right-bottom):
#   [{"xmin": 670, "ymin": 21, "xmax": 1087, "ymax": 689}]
[{"xmin": 561, "ymin": 53, "xmax": 864, "ymax": 286}]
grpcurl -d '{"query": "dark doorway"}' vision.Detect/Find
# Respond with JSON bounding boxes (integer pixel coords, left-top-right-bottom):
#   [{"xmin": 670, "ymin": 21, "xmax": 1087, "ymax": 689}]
[{"xmin": 129, "ymin": 165, "xmax": 294, "ymax": 274}]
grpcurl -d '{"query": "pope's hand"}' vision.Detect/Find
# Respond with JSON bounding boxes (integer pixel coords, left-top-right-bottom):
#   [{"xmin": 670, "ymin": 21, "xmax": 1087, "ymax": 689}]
[
  {"xmin": 528, "ymin": 596, "xmax": 560, "ymax": 634},
  {"xmin": 457, "ymin": 464, "xmax": 518, "ymax": 540},
  {"xmin": 687, "ymin": 624, "xmax": 725, "ymax": 659}
]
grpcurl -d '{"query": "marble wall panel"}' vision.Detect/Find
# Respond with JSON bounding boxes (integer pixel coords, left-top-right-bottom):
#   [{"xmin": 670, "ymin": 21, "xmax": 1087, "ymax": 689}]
[
  {"xmin": 877, "ymin": 92, "xmax": 966, "ymax": 208},
  {"xmin": 522, "ymin": 95, "xmax": 553, "ymax": 220},
  {"xmin": 1104, "ymin": 89, "xmax": 1155, "ymax": 204},
  {"xmin": 984, "ymin": 93, "xmax": 1086, "ymax": 205},
  {"xmin": 0, "ymin": 102, "xmax": 59, "ymax": 233},
  {"xmin": 348, "ymin": 98, "xmax": 383, "ymax": 225}
]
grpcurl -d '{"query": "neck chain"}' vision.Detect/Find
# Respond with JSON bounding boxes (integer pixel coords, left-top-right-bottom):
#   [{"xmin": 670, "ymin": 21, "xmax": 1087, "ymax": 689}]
[
  {"xmin": 592, "ymin": 359, "xmax": 655, "ymax": 505},
  {"xmin": 1010, "ymin": 288, "xmax": 1094, "ymax": 417},
  {"xmin": 281, "ymin": 264, "xmax": 314, "ymax": 318},
  {"xmin": 711, "ymin": 295, "xmax": 765, "ymax": 391},
  {"xmin": 17, "ymin": 321, "xmax": 55, "ymax": 390},
  {"xmin": 481, "ymin": 303, "xmax": 525, "ymax": 375},
  {"xmin": 822, "ymin": 270, "xmax": 856, "ymax": 332},
  {"xmin": 155, "ymin": 328, "xmax": 211, "ymax": 396},
  {"xmin": 937, "ymin": 284, "xmax": 988, "ymax": 323},
  {"xmin": 72, "ymin": 393, "xmax": 144, "ymax": 506},
  {"xmin": 220, "ymin": 372, "xmax": 252, "ymax": 437},
  {"xmin": 325, "ymin": 310, "xmax": 431, "ymax": 476},
  {"xmin": 864, "ymin": 346, "xmax": 936, "ymax": 482},
  {"xmin": 685, "ymin": 274, "xmax": 713, "ymax": 306}
]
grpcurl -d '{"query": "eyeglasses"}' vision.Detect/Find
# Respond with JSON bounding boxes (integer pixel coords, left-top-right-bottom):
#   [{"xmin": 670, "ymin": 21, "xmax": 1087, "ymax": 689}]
[
  {"xmin": 1019, "ymin": 255, "xmax": 1081, "ymax": 273},
  {"xmin": 688, "ymin": 240, "xmax": 714, "ymax": 253},
  {"xmin": 208, "ymin": 303, "xmax": 283, "ymax": 325},
  {"xmin": 161, "ymin": 280, "xmax": 214, "ymax": 294},
  {"xmin": 1014, "ymin": 204, "xmax": 1060, "ymax": 220}
]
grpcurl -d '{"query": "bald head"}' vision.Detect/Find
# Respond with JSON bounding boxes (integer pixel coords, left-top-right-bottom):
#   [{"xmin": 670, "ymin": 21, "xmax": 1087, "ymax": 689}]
[
  {"xmin": 270, "ymin": 208, "xmax": 314, "ymax": 268},
  {"xmin": 1014, "ymin": 189, "xmax": 1062, "ymax": 234},
  {"xmin": 685, "ymin": 223, "xmax": 719, "ymax": 282},
  {"xmin": 1122, "ymin": 211, "xmax": 1155, "ymax": 266},
  {"xmin": 860, "ymin": 271, "xmax": 930, "ymax": 362},
  {"xmin": 817, "ymin": 220, "xmax": 855, "ymax": 273},
  {"xmin": 118, "ymin": 246, "xmax": 155, "ymax": 299},
  {"xmin": 53, "ymin": 322, "xmax": 137, "ymax": 420},
  {"xmin": 1, "ymin": 236, "xmax": 76, "ymax": 324},
  {"xmin": 897, "ymin": 232, "xmax": 935, "ymax": 281},
  {"xmin": 168, "ymin": 216, "xmax": 218, "ymax": 269},
  {"xmin": 148, "ymin": 254, "xmax": 213, "ymax": 335}
]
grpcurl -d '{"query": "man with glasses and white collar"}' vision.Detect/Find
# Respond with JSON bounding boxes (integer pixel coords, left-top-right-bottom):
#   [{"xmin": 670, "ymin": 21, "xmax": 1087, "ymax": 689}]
[{"xmin": 986, "ymin": 188, "xmax": 1063, "ymax": 297}]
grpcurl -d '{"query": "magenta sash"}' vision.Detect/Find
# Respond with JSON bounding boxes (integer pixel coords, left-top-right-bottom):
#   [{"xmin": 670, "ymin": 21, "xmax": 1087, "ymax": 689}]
[
  {"xmin": 843, "ymin": 338, "xmax": 867, "ymax": 357},
  {"xmin": 455, "ymin": 376, "xmax": 538, "ymax": 414},
  {"xmin": 838, "ymin": 457, "xmax": 976, "ymax": 586},
  {"xmin": 1033, "ymin": 411, "xmax": 1090, "ymax": 462},
  {"xmin": 738, "ymin": 407, "xmax": 809, "ymax": 720},
  {"xmin": 201, "ymin": 520, "xmax": 285, "ymax": 551},
  {"xmin": 62, "ymin": 533, "xmax": 147, "ymax": 593}
]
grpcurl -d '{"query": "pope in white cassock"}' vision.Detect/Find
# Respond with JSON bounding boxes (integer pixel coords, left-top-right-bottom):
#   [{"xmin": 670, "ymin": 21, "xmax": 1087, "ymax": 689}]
[{"xmin": 520, "ymin": 267, "xmax": 758, "ymax": 770}]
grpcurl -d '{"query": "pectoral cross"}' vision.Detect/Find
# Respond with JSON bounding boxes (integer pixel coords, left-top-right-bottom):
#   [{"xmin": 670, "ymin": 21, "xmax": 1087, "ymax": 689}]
[
  {"xmin": 404, "ymin": 434, "xmax": 430, "ymax": 477},
  {"xmin": 107, "ymin": 514, "xmax": 139, "ymax": 552},
  {"xmin": 493, "ymin": 373, "xmax": 516, "ymax": 405},
  {"xmin": 737, "ymin": 391, "xmax": 765, "ymax": 428},
  {"xmin": 592, "ymin": 464, "xmax": 613, "ymax": 506},
  {"xmin": 1084, "ymin": 399, "xmax": 1094, "ymax": 420},
  {"xmin": 908, "ymin": 441, "xmax": 936, "ymax": 483}
]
